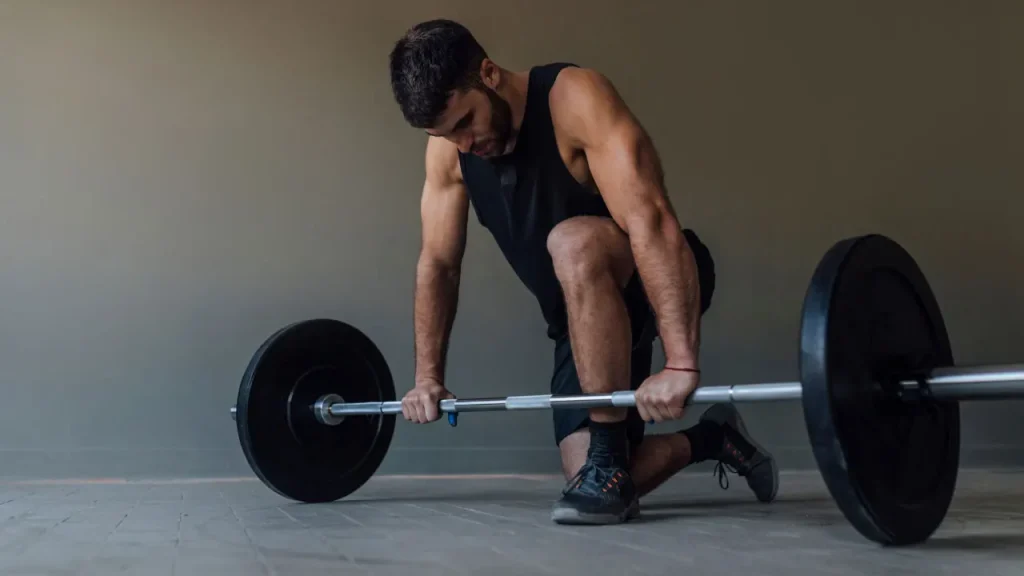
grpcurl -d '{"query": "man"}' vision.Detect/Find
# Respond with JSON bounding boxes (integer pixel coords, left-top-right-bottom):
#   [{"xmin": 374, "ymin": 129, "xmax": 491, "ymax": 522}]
[{"xmin": 388, "ymin": 19, "xmax": 778, "ymax": 524}]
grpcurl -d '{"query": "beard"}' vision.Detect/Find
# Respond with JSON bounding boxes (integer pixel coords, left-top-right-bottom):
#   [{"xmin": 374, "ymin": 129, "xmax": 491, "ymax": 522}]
[{"xmin": 476, "ymin": 86, "xmax": 514, "ymax": 157}]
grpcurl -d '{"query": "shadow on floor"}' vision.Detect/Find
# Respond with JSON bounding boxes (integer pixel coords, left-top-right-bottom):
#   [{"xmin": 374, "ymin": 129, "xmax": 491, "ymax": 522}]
[
  {"xmin": 919, "ymin": 533, "xmax": 1024, "ymax": 554},
  {"xmin": 641, "ymin": 494, "xmax": 833, "ymax": 511},
  {"xmin": 344, "ymin": 491, "xmax": 554, "ymax": 505},
  {"xmin": 634, "ymin": 496, "xmax": 843, "ymax": 525}
]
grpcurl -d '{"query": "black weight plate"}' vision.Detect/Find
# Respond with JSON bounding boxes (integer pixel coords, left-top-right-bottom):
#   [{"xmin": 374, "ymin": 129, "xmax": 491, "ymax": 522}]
[
  {"xmin": 800, "ymin": 234, "xmax": 960, "ymax": 545},
  {"xmin": 236, "ymin": 318, "xmax": 396, "ymax": 503}
]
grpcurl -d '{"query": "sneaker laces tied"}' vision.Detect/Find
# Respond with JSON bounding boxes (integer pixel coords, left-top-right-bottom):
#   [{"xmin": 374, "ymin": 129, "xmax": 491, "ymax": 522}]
[
  {"xmin": 562, "ymin": 462, "xmax": 625, "ymax": 496},
  {"xmin": 713, "ymin": 461, "xmax": 739, "ymax": 490}
]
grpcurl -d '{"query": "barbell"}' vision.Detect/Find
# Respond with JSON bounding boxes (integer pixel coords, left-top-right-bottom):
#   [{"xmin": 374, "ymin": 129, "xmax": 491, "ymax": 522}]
[{"xmin": 230, "ymin": 233, "xmax": 1024, "ymax": 546}]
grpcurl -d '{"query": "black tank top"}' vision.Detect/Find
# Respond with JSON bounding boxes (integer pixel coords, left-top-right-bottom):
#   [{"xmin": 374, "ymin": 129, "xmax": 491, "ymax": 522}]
[{"xmin": 458, "ymin": 63, "xmax": 613, "ymax": 339}]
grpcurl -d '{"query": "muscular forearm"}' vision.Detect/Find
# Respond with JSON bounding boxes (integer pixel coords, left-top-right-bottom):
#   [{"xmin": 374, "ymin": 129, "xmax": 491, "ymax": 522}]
[
  {"xmin": 628, "ymin": 210, "xmax": 701, "ymax": 368},
  {"xmin": 413, "ymin": 258, "xmax": 461, "ymax": 385}
]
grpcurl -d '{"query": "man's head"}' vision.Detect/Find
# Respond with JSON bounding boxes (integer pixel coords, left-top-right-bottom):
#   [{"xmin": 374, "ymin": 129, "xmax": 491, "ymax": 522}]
[{"xmin": 389, "ymin": 19, "xmax": 515, "ymax": 158}]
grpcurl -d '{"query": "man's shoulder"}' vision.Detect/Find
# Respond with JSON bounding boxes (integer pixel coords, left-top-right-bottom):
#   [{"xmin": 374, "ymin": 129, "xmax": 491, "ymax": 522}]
[
  {"xmin": 424, "ymin": 136, "xmax": 463, "ymax": 184},
  {"xmin": 549, "ymin": 66, "xmax": 619, "ymax": 111},
  {"xmin": 548, "ymin": 66, "xmax": 626, "ymax": 145}
]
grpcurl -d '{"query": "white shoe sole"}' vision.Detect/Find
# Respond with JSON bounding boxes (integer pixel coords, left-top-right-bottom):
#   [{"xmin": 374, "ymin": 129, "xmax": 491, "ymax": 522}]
[{"xmin": 550, "ymin": 499, "xmax": 640, "ymax": 525}]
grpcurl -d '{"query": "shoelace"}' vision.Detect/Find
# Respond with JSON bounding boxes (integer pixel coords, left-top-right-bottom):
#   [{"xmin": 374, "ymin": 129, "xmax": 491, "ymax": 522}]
[
  {"xmin": 713, "ymin": 461, "xmax": 738, "ymax": 490},
  {"xmin": 563, "ymin": 463, "xmax": 624, "ymax": 495},
  {"xmin": 562, "ymin": 466, "xmax": 586, "ymax": 495}
]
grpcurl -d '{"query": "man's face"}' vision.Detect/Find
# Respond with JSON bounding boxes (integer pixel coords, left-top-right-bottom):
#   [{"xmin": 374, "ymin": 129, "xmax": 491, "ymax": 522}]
[{"xmin": 427, "ymin": 85, "xmax": 512, "ymax": 158}]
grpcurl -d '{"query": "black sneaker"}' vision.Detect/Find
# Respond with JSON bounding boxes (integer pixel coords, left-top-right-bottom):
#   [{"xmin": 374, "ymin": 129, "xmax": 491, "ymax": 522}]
[
  {"xmin": 551, "ymin": 461, "xmax": 639, "ymax": 525},
  {"xmin": 699, "ymin": 403, "xmax": 779, "ymax": 503}
]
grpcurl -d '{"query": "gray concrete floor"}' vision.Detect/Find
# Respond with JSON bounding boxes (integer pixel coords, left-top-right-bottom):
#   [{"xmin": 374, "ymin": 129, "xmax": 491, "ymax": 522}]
[{"xmin": 1, "ymin": 469, "xmax": 1023, "ymax": 575}]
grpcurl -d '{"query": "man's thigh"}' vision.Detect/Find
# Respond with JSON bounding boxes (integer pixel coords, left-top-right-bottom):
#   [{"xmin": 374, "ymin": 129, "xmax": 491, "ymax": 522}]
[{"xmin": 548, "ymin": 220, "xmax": 717, "ymax": 465}]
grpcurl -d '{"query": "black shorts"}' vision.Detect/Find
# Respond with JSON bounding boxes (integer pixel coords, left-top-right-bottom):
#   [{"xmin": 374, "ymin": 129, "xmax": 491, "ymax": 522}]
[{"xmin": 550, "ymin": 228, "xmax": 716, "ymax": 447}]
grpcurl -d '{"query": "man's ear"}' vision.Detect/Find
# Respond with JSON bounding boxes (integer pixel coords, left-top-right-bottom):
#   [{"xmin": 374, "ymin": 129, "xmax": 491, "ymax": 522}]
[{"xmin": 479, "ymin": 58, "xmax": 501, "ymax": 90}]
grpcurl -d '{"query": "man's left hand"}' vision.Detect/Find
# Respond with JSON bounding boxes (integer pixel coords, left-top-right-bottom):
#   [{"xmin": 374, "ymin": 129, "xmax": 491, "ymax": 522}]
[{"xmin": 634, "ymin": 368, "xmax": 700, "ymax": 423}]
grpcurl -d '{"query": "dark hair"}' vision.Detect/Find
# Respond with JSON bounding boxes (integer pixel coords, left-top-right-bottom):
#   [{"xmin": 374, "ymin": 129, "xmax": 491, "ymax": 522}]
[{"xmin": 389, "ymin": 19, "xmax": 488, "ymax": 129}]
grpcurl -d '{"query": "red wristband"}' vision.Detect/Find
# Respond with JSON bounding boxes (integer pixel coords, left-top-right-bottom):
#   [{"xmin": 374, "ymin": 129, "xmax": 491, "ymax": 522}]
[{"xmin": 664, "ymin": 366, "xmax": 700, "ymax": 374}]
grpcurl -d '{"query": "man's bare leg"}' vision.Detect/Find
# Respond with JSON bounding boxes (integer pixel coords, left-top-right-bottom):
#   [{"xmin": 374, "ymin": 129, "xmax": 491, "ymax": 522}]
[
  {"xmin": 546, "ymin": 216, "xmax": 636, "ymax": 424},
  {"xmin": 560, "ymin": 412, "xmax": 779, "ymax": 504},
  {"xmin": 546, "ymin": 217, "xmax": 779, "ymax": 515},
  {"xmin": 546, "ymin": 216, "xmax": 651, "ymax": 524}
]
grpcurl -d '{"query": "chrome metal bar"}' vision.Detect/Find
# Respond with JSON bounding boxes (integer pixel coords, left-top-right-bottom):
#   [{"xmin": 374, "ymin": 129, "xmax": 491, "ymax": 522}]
[
  {"xmin": 693, "ymin": 381, "xmax": 804, "ymax": 403},
  {"xmin": 923, "ymin": 363, "xmax": 1024, "ymax": 401},
  {"xmin": 326, "ymin": 381, "xmax": 802, "ymax": 418},
  {"xmin": 232, "ymin": 363, "xmax": 1024, "ymax": 425}
]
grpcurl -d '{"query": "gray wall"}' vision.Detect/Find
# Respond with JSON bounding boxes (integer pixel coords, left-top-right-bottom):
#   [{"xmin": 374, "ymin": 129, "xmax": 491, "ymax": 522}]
[{"xmin": 0, "ymin": 0, "xmax": 1021, "ymax": 478}]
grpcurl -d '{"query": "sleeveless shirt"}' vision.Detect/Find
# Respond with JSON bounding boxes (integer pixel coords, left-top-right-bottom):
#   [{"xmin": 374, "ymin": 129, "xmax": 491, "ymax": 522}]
[{"xmin": 458, "ymin": 63, "xmax": 615, "ymax": 339}]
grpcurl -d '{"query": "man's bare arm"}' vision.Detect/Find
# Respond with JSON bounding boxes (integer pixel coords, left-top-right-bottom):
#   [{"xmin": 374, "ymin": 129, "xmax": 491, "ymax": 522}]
[
  {"xmin": 551, "ymin": 67, "xmax": 701, "ymax": 369},
  {"xmin": 414, "ymin": 137, "xmax": 470, "ymax": 386}
]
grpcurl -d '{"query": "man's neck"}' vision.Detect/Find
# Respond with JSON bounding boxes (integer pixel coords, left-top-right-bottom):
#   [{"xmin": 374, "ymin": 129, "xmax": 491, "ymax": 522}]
[{"xmin": 498, "ymin": 69, "xmax": 531, "ymax": 152}]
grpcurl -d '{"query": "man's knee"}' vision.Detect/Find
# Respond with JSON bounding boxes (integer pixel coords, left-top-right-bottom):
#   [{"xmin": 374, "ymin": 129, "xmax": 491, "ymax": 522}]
[{"xmin": 546, "ymin": 217, "xmax": 633, "ymax": 289}]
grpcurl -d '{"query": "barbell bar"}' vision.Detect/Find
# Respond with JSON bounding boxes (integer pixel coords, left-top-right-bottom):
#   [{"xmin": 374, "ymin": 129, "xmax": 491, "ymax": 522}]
[
  {"xmin": 306, "ymin": 364, "xmax": 1024, "ymax": 421},
  {"xmin": 230, "ymin": 233, "xmax": 1022, "ymax": 547},
  {"xmin": 228, "ymin": 363, "xmax": 1024, "ymax": 422},
  {"xmin": 324, "ymin": 382, "xmax": 800, "ymax": 419}
]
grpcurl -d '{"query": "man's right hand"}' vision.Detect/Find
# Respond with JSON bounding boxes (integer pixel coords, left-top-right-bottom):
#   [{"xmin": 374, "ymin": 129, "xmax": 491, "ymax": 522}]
[{"xmin": 401, "ymin": 379, "xmax": 456, "ymax": 423}]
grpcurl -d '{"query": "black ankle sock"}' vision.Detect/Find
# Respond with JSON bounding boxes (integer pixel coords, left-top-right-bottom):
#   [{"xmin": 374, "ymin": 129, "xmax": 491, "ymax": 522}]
[
  {"xmin": 589, "ymin": 419, "xmax": 629, "ymax": 468},
  {"xmin": 679, "ymin": 420, "xmax": 724, "ymax": 464}
]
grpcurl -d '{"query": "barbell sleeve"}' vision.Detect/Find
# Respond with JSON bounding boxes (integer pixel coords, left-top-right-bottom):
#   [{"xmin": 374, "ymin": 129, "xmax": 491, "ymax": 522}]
[{"xmin": 910, "ymin": 363, "xmax": 1024, "ymax": 401}]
